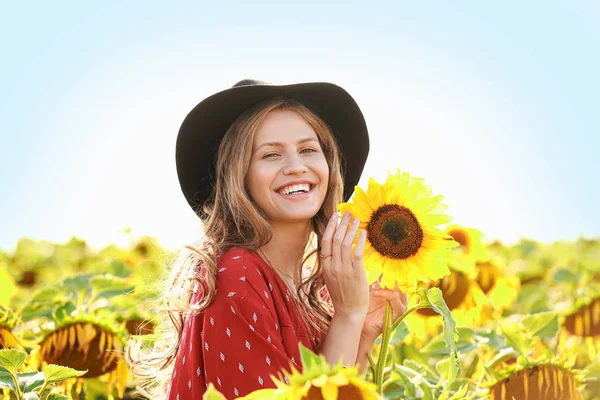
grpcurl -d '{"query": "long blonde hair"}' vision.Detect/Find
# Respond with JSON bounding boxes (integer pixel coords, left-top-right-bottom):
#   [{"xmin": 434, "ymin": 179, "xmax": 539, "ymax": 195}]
[{"xmin": 126, "ymin": 98, "xmax": 345, "ymax": 398}]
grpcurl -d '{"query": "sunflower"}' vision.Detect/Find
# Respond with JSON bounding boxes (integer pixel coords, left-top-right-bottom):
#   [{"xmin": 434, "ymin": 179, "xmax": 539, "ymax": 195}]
[
  {"xmin": 0, "ymin": 326, "xmax": 22, "ymax": 350},
  {"xmin": 38, "ymin": 319, "xmax": 129, "ymax": 399},
  {"xmin": 0, "ymin": 305, "xmax": 22, "ymax": 350},
  {"xmin": 338, "ymin": 170, "xmax": 458, "ymax": 292},
  {"xmin": 488, "ymin": 362, "xmax": 584, "ymax": 400},
  {"xmin": 559, "ymin": 295, "xmax": 600, "ymax": 367},
  {"xmin": 124, "ymin": 318, "xmax": 155, "ymax": 335},
  {"xmin": 445, "ymin": 225, "xmax": 489, "ymax": 268},
  {"xmin": 241, "ymin": 347, "xmax": 380, "ymax": 400},
  {"xmin": 407, "ymin": 266, "xmax": 491, "ymax": 338},
  {"xmin": 0, "ymin": 268, "xmax": 18, "ymax": 304},
  {"xmin": 475, "ymin": 260, "xmax": 520, "ymax": 314}
]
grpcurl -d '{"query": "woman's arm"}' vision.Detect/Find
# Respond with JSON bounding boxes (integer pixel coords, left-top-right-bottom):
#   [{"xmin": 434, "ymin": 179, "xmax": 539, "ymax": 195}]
[
  {"xmin": 317, "ymin": 213, "xmax": 370, "ymax": 368},
  {"xmin": 317, "ymin": 312, "xmax": 365, "ymax": 367},
  {"xmin": 355, "ymin": 335, "xmax": 377, "ymax": 375}
]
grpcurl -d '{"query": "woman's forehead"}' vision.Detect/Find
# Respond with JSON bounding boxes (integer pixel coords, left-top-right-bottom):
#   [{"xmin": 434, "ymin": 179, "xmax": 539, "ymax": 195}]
[{"xmin": 253, "ymin": 110, "xmax": 318, "ymax": 147}]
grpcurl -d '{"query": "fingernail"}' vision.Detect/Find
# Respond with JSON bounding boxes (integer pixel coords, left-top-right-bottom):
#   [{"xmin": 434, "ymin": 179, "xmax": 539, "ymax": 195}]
[{"xmin": 344, "ymin": 212, "xmax": 350, "ymax": 219}]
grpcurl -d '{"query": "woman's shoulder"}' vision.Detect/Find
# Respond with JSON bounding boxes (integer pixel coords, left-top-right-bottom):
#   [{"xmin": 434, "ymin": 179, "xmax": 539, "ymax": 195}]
[
  {"xmin": 215, "ymin": 247, "xmax": 271, "ymax": 296},
  {"xmin": 217, "ymin": 247, "xmax": 264, "ymax": 272}
]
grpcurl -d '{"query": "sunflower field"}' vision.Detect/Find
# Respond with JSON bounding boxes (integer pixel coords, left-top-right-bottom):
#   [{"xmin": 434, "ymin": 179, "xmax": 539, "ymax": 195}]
[{"xmin": 1, "ymin": 182, "xmax": 600, "ymax": 399}]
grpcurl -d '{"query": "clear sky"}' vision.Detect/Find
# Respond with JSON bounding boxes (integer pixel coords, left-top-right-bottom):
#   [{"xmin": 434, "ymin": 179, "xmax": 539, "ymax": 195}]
[{"xmin": 1, "ymin": 1, "xmax": 599, "ymax": 252}]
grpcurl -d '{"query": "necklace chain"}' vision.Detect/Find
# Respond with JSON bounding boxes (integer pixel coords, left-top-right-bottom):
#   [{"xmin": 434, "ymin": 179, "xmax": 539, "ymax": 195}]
[{"xmin": 258, "ymin": 248, "xmax": 302, "ymax": 287}]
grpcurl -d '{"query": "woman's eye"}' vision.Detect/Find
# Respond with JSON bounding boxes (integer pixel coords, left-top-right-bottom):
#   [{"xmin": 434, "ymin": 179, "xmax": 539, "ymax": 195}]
[
  {"xmin": 263, "ymin": 153, "xmax": 279, "ymax": 159},
  {"xmin": 300, "ymin": 148, "xmax": 318, "ymax": 154}
]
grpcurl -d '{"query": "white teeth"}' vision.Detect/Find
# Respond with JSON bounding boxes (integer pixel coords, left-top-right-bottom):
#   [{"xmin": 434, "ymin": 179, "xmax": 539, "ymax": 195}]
[{"xmin": 278, "ymin": 183, "xmax": 311, "ymax": 195}]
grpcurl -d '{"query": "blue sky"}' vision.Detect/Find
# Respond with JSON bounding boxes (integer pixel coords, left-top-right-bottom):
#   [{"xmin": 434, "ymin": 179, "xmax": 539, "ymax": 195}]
[{"xmin": 1, "ymin": 1, "xmax": 599, "ymax": 251}]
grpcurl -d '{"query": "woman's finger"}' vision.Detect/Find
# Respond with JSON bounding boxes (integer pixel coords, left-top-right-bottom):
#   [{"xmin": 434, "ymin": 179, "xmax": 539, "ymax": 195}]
[
  {"xmin": 320, "ymin": 213, "xmax": 338, "ymax": 260},
  {"xmin": 341, "ymin": 217, "xmax": 360, "ymax": 269},
  {"xmin": 371, "ymin": 289, "xmax": 408, "ymax": 319},
  {"xmin": 352, "ymin": 229, "xmax": 367, "ymax": 275},
  {"xmin": 332, "ymin": 212, "xmax": 351, "ymax": 269}
]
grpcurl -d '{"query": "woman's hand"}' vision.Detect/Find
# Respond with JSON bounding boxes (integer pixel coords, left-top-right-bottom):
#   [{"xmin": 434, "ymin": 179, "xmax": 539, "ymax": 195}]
[
  {"xmin": 361, "ymin": 281, "xmax": 408, "ymax": 343},
  {"xmin": 320, "ymin": 212, "xmax": 370, "ymax": 319}
]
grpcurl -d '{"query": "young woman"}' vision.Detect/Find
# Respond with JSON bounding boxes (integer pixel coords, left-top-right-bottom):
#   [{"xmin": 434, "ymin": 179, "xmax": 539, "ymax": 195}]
[{"xmin": 127, "ymin": 80, "xmax": 407, "ymax": 399}]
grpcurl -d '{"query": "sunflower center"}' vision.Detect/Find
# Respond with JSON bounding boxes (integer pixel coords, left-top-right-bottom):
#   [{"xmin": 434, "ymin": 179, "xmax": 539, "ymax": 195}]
[
  {"xmin": 476, "ymin": 262, "xmax": 499, "ymax": 294},
  {"xmin": 305, "ymin": 383, "xmax": 364, "ymax": 400},
  {"xmin": 564, "ymin": 298, "xmax": 600, "ymax": 337},
  {"xmin": 417, "ymin": 271, "xmax": 471, "ymax": 316},
  {"xmin": 490, "ymin": 365, "xmax": 582, "ymax": 400},
  {"xmin": 367, "ymin": 204, "xmax": 423, "ymax": 260}
]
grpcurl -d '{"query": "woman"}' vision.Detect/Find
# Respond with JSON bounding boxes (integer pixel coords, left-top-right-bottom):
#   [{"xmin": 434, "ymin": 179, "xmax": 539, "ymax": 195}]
[{"xmin": 127, "ymin": 79, "xmax": 407, "ymax": 399}]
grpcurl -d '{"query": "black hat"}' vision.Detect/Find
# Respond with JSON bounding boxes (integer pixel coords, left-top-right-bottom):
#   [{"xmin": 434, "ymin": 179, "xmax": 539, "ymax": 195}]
[{"xmin": 176, "ymin": 79, "xmax": 369, "ymax": 217}]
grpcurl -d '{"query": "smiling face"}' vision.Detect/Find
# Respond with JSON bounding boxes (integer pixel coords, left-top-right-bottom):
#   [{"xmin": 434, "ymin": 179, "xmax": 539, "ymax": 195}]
[{"xmin": 246, "ymin": 109, "xmax": 330, "ymax": 223}]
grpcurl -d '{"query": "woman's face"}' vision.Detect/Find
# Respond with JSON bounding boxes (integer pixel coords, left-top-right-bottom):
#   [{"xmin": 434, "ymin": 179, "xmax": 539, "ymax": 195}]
[{"xmin": 247, "ymin": 109, "xmax": 330, "ymax": 223}]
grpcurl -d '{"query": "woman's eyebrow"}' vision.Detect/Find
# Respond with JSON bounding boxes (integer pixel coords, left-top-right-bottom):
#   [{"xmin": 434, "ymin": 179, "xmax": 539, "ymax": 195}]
[{"xmin": 254, "ymin": 137, "xmax": 319, "ymax": 151}]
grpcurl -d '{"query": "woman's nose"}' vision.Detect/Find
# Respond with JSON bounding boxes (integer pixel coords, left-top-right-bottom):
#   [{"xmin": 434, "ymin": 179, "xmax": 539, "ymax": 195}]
[{"xmin": 282, "ymin": 153, "xmax": 308, "ymax": 175}]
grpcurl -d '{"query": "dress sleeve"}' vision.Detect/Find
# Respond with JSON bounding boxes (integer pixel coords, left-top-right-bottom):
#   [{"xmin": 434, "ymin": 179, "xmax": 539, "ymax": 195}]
[{"xmin": 201, "ymin": 256, "xmax": 296, "ymax": 399}]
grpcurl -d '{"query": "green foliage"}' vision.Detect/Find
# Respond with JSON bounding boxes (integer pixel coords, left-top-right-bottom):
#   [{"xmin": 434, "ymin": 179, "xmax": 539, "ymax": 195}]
[
  {"xmin": 0, "ymin": 349, "xmax": 86, "ymax": 400},
  {"xmin": 1, "ymin": 234, "xmax": 598, "ymax": 399}
]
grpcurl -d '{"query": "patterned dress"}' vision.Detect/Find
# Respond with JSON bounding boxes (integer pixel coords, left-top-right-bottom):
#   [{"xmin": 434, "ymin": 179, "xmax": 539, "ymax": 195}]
[{"xmin": 166, "ymin": 247, "xmax": 321, "ymax": 399}]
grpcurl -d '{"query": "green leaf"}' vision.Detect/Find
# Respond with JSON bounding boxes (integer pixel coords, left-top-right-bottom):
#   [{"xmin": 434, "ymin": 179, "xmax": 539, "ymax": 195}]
[
  {"xmin": 425, "ymin": 287, "xmax": 461, "ymax": 383},
  {"xmin": 390, "ymin": 321, "xmax": 410, "ymax": 345},
  {"xmin": 0, "ymin": 369, "xmax": 15, "ymax": 390},
  {"xmin": 298, "ymin": 343, "xmax": 322, "ymax": 374},
  {"xmin": 107, "ymin": 260, "xmax": 133, "ymax": 278},
  {"xmin": 52, "ymin": 301, "xmax": 76, "ymax": 325},
  {"xmin": 90, "ymin": 275, "xmax": 135, "ymax": 299},
  {"xmin": 42, "ymin": 365, "xmax": 87, "ymax": 385},
  {"xmin": 17, "ymin": 371, "xmax": 45, "ymax": 392},
  {"xmin": 0, "ymin": 348, "xmax": 27, "ymax": 376},
  {"xmin": 63, "ymin": 274, "xmax": 94, "ymax": 296},
  {"xmin": 476, "ymin": 329, "xmax": 507, "ymax": 351},
  {"xmin": 30, "ymin": 287, "xmax": 66, "ymax": 303},
  {"xmin": 391, "ymin": 365, "xmax": 435, "ymax": 399},
  {"xmin": 46, "ymin": 392, "xmax": 70, "ymax": 400},
  {"xmin": 438, "ymin": 383, "xmax": 470, "ymax": 400},
  {"xmin": 552, "ymin": 268, "xmax": 578, "ymax": 283},
  {"xmin": 422, "ymin": 328, "xmax": 476, "ymax": 356},
  {"xmin": 20, "ymin": 287, "xmax": 69, "ymax": 321},
  {"xmin": 416, "ymin": 288, "xmax": 433, "ymax": 307},
  {"xmin": 501, "ymin": 323, "xmax": 531, "ymax": 356},
  {"xmin": 22, "ymin": 392, "xmax": 40, "ymax": 400},
  {"xmin": 521, "ymin": 312, "xmax": 559, "ymax": 338},
  {"xmin": 203, "ymin": 382, "xmax": 227, "ymax": 399},
  {"xmin": 383, "ymin": 380, "xmax": 408, "ymax": 399}
]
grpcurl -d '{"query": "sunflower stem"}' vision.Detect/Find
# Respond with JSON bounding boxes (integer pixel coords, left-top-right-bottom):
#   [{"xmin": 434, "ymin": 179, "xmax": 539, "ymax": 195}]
[
  {"xmin": 11, "ymin": 372, "xmax": 22, "ymax": 400},
  {"xmin": 375, "ymin": 300, "xmax": 393, "ymax": 394},
  {"xmin": 367, "ymin": 352, "xmax": 376, "ymax": 375},
  {"xmin": 391, "ymin": 304, "xmax": 428, "ymax": 331}
]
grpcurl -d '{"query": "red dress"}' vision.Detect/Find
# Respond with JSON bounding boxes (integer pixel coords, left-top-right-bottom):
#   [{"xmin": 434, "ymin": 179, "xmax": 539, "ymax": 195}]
[{"xmin": 166, "ymin": 247, "xmax": 321, "ymax": 400}]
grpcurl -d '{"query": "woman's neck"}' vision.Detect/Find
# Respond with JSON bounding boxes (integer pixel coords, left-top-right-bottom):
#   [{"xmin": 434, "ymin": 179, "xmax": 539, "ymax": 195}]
[{"xmin": 259, "ymin": 220, "xmax": 312, "ymax": 284}]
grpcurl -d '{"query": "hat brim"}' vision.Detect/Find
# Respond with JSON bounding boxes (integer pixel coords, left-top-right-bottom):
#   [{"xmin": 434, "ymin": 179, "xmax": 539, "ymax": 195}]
[{"xmin": 176, "ymin": 82, "xmax": 369, "ymax": 217}]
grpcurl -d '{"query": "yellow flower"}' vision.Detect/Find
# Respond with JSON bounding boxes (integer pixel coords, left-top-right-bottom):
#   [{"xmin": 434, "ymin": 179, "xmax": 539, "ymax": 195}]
[
  {"xmin": 488, "ymin": 363, "xmax": 584, "ymax": 400},
  {"xmin": 559, "ymin": 295, "xmax": 600, "ymax": 367},
  {"xmin": 0, "ymin": 326, "xmax": 22, "ymax": 350},
  {"xmin": 240, "ymin": 346, "xmax": 380, "ymax": 400},
  {"xmin": 0, "ymin": 269, "xmax": 18, "ymax": 304},
  {"xmin": 38, "ymin": 321, "xmax": 129, "ymax": 399},
  {"xmin": 243, "ymin": 368, "xmax": 379, "ymax": 400},
  {"xmin": 445, "ymin": 225, "xmax": 489, "ymax": 266},
  {"xmin": 407, "ymin": 267, "xmax": 491, "ymax": 338},
  {"xmin": 475, "ymin": 260, "xmax": 520, "ymax": 313},
  {"xmin": 338, "ymin": 170, "xmax": 458, "ymax": 292}
]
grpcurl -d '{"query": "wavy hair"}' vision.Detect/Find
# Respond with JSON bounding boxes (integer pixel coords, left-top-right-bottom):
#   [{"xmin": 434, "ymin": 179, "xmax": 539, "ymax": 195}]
[{"xmin": 126, "ymin": 98, "xmax": 344, "ymax": 399}]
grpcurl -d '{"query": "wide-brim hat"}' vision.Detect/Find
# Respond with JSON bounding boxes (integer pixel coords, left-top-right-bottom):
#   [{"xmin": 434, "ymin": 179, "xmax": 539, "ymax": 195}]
[{"xmin": 176, "ymin": 79, "xmax": 370, "ymax": 217}]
